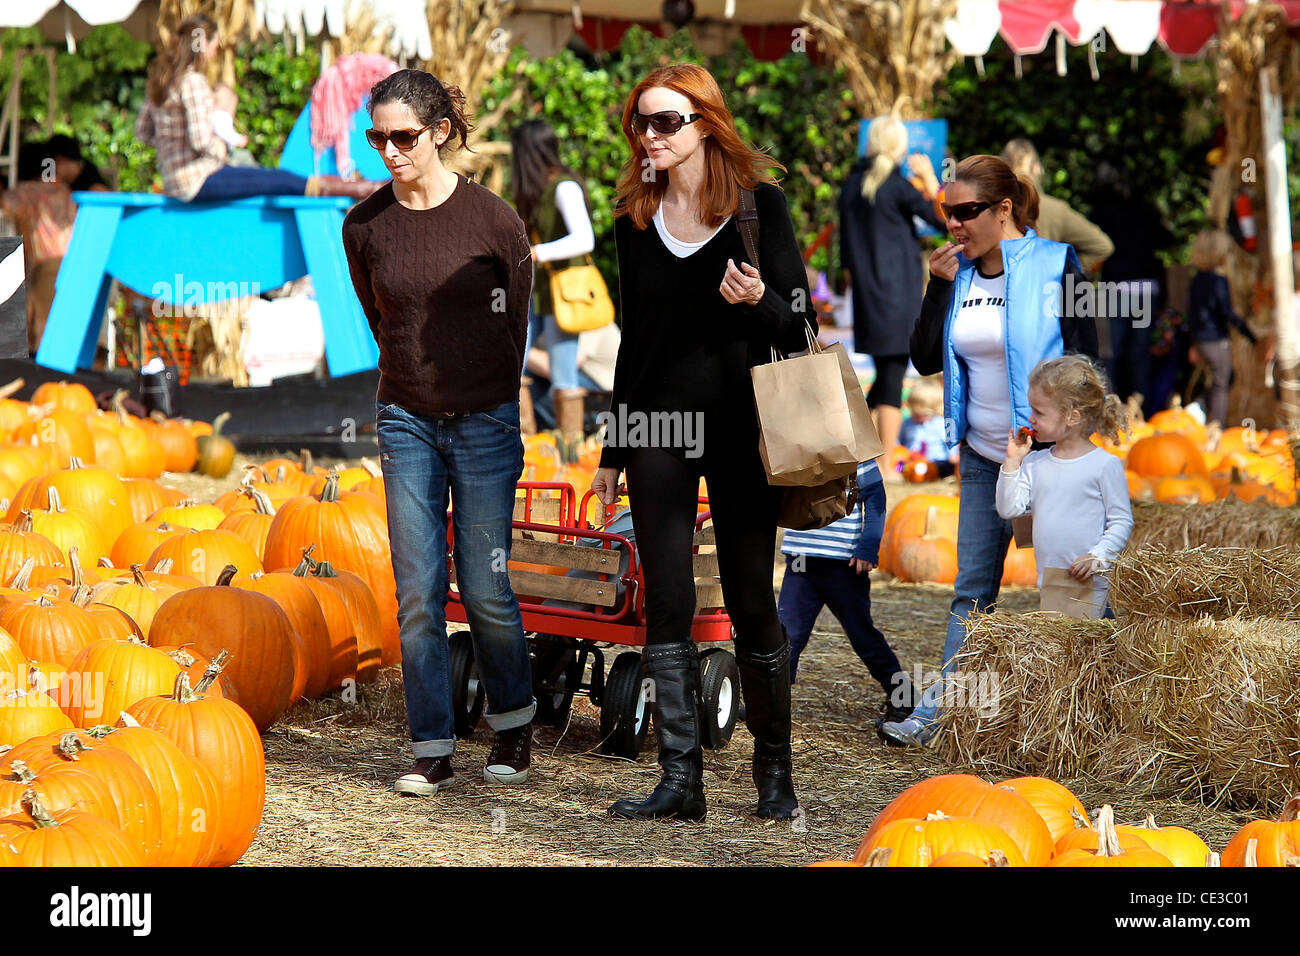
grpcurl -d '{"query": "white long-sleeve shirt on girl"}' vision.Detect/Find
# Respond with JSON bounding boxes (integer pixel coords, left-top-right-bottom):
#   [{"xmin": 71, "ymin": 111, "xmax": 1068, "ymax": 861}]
[{"xmin": 994, "ymin": 446, "xmax": 1134, "ymax": 591}]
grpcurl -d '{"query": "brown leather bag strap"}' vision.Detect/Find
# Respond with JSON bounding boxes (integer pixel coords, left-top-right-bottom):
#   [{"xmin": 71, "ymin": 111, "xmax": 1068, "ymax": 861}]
[{"xmin": 737, "ymin": 187, "xmax": 760, "ymax": 271}]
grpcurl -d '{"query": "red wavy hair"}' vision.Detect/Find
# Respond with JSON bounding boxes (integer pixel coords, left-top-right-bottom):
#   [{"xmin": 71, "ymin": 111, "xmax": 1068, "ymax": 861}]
[{"xmin": 614, "ymin": 63, "xmax": 785, "ymax": 229}]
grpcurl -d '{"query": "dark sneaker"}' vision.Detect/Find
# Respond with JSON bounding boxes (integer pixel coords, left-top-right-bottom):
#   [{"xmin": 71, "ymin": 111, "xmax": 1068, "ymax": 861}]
[
  {"xmin": 394, "ymin": 756, "xmax": 455, "ymax": 795},
  {"xmin": 484, "ymin": 724, "xmax": 532, "ymax": 785}
]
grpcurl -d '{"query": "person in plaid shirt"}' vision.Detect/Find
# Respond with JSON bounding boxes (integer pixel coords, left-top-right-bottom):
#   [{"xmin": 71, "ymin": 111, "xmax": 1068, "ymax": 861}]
[{"xmin": 136, "ymin": 14, "xmax": 381, "ymax": 202}]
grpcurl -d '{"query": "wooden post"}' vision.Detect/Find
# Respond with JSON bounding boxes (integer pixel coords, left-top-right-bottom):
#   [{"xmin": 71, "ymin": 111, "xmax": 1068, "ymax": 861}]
[{"xmin": 1261, "ymin": 66, "xmax": 1300, "ymax": 438}]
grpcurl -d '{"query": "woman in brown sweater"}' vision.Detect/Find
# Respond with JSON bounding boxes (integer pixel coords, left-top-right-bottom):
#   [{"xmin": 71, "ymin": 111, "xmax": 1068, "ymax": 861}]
[{"xmin": 342, "ymin": 70, "xmax": 536, "ymax": 795}]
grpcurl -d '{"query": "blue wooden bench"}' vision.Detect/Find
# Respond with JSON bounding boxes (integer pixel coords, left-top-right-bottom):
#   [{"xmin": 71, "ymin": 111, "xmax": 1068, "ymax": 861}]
[{"xmin": 37, "ymin": 191, "xmax": 378, "ymax": 377}]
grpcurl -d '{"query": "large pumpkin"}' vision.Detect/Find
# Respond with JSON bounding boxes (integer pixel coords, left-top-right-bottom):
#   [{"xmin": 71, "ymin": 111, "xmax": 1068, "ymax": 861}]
[
  {"xmin": 125, "ymin": 670, "xmax": 264, "ymax": 867},
  {"xmin": 1119, "ymin": 814, "xmax": 1213, "ymax": 868},
  {"xmin": 31, "ymin": 381, "xmax": 96, "ymax": 416},
  {"xmin": 28, "ymin": 459, "xmax": 136, "ymax": 546},
  {"xmin": 1050, "ymin": 805, "xmax": 1173, "ymax": 867},
  {"xmin": 855, "ymin": 812, "xmax": 1028, "ymax": 866},
  {"xmin": 90, "ymin": 565, "xmax": 183, "ymax": 637},
  {"xmin": 149, "ymin": 499, "xmax": 227, "ymax": 532},
  {"xmin": 1222, "ymin": 796, "xmax": 1300, "ymax": 867},
  {"xmin": 860, "ymin": 773, "xmax": 1054, "ymax": 866},
  {"xmin": 27, "ymin": 487, "xmax": 111, "ymax": 567},
  {"xmin": 0, "ymin": 513, "xmax": 64, "ymax": 585},
  {"xmin": 14, "ymin": 408, "xmax": 94, "ymax": 468},
  {"xmin": 0, "ymin": 791, "xmax": 146, "ymax": 867},
  {"xmin": 145, "ymin": 529, "xmax": 262, "ymax": 586},
  {"xmin": 301, "ymin": 550, "xmax": 383, "ymax": 684},
  {"xmin": 271, "ymin": 559, "xmax": 358, "ymax": 691},
  {"xmin": 110, "ymin": 521, "xmax": 188, "ymax": 569},
  {"xmin": 0, "ymin": 688, "xmax": 75, "ymax": 747},
  {"xmin": 263, "ymin": 470, "xmax": 398, "ymax": 665},
  {"xmin": 217, "ymin": 488, "xmax": 276, "ymax": 562},
  {"xmin": 0, "ymin": 594, "xmax": 99, "ymax": 668},
  {"xmin": 890, "ymin": 509, "xmax": 959, "ymax": 584},
  {"xmin": 996, "ymin": 777, "xmax": 1088, "ymax": 844},
  {"xmin": 0, "ymin": 758, "xmax": 117, "ymax": 825},
  {"xmin": 122, "ymin": 479, "xmax": 184, "ymax": 525},
  {"xmin": 147, "ymin": 566, "xmax": 295, "ymax": 731},
  {"xmin": 235, "ymin": 570, "xmax": 332, "ymax": 700},
  {"xmin": 60, "ymin": 637, "xmax": 182, "ymax": 728},
  {"xmin": 1126, "ymin": 433, "xmax": 1208, "ymax": 478}
]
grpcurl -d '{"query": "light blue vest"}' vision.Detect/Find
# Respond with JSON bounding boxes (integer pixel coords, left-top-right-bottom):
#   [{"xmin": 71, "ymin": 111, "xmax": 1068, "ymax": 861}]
[{"xmin": 941, "ymin": 228, "xmax": 1082, "ymax": 447}]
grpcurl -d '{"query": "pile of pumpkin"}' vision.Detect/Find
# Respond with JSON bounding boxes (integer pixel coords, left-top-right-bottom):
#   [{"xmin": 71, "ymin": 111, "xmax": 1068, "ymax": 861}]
[
  {"xmin": 876, "ymin": 494, "xmax": 1036, "ymax": 587},
  {"xmin": 1095, "ymin": 400, "xmax": 1296, "ymax": 507},
  {"xmin": 0, "ymin": 382, "xmax": 405, "ymax": 864},
  {"xmin": 813, "ymin": 774, "xmax": 1300, "ymax": 867}
]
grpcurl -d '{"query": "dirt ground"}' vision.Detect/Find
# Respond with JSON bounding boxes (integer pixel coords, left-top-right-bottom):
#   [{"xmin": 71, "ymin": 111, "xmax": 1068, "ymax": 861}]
[{"xmin": 170, "ymin": 462, "xmax": 1258, "ymax": 866}]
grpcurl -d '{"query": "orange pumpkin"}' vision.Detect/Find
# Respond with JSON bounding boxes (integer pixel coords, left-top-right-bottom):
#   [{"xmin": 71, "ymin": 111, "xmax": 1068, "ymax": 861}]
[
  {"xmin": 235, "ymin": 570, "xmax": 332, "ymax": 700},
  {"xmin": 1118, "ymin": 814, "xmax": 1213, "ymax": 867},
  {"xmin": 110, "ymin": 520, "xmax": 189, "ymax": 569},
  {"xmin": 1050, "ymin": 805, "xmax": 1173, "ymax": 867},
  {"xmin": 1222, "ymin": 796, "xmax": 1300, "ymax": 867},
  {"xmin": 27, "ymin": 459, "xmax": 136, "ymax": 546},
  {"xmin": 149, "ymin": 499, "xmax": 227, "ymax": 532},
  {"xmin": 216, "ymin": 488, "xmax": 276, "ymax": 561},
  {"xmin": 996, "ymin": 776, "xmax": 1088, "ymax": 844},
  {"xmin": 30, "ymin": 382, "xmax": 96, "ymax": 416},
  {"xmin": 1000, "ymin": 544, "xmax": 1037, "ymax": 587},
  {"xmin": 856, "ymin": 812, "xmax": 1028, "ymax": 866},
  {"xmin": 145, "ymin": 529, "xmax": 263, "ymax": 586},
  {"xmin": 59, "ymin": 636, "xmax": 182, "ymax": 728},
  {"xmin": 27, "ymin": 487, "xmax": 111, "ymax": 567},
  {"xmin": 14, "ymin": 408, "xmax": 94, "ymax": 469},
  {"xmin": 0, "ymin": 594, "xmax": 99, "ymax": 668},
  {"xmin": 1126, "ymin": 433, "xmax": 1208, "ymax": 478},
  {"xmin": 1153, "ymin": 474, "xmax": 1216, "ymax": 505},
  {"xmin": 0, "ymin": 792, "xmax": 146, "ymax": 867},
  {"xmin": 890, "ymin": 508, "xmax": 959, "ymax": 584}
]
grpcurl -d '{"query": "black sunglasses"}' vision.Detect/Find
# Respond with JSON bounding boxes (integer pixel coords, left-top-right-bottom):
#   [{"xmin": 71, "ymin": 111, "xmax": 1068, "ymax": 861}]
[
  {"xmin": 365, "ymin": 124, "xmax": 434, "ymax": 151},
  {"xmin": 940, "ymin": 200, "xmax": 996, "ymax": 222},
  {"xmin": 631, "ymin": 111, "xmax": 702, "ymax": 136}
]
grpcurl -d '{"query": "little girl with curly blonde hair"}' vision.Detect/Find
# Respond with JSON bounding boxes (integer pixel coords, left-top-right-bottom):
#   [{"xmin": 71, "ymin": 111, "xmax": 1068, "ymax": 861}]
[{"xmin": 996, "ymin": 354, "xmax": 1134, "ymax": 617}]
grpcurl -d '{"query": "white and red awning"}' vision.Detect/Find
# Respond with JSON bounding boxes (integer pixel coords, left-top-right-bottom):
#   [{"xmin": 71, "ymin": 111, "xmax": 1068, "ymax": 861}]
[{"xmin": 946, "ymin": 0, "xmax": 1300, "ymax": 59}]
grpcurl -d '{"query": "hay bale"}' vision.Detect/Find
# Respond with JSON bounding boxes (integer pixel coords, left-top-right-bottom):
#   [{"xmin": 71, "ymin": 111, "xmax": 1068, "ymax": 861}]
[
  {"xmin": 933, "ymin": 612, "xmax": 1119, "ymax": 780},
  {"xmin": 1101, "ymin": 616, "xmax": 1300, "ymax": 811},
  {"xmin": 936, "ymin": 610, "xmax": 1300, "ymax": 811},
  {"xmin": 1129, "ymin": 499, "xmax": 1300, "ymax": 551},
  {"xmin": 1110, "ymin": 547, "xmax": 1300, "ymax": 620}
]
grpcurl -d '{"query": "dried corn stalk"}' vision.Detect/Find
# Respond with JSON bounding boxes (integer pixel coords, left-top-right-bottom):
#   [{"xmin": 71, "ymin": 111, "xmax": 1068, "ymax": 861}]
[
  {"xmin": 156, "ymin": 0, "xmax": 264, "ymax": 85},
  {"xmin": 800, "ymin": 0, "xmax": 957, "ymax": 118}
]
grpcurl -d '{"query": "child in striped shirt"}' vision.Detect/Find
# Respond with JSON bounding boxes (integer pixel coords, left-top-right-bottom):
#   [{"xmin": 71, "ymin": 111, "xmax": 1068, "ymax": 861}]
[{"xmin": 778, "ymin": 460, "xmax": 915, "ymax": 731}]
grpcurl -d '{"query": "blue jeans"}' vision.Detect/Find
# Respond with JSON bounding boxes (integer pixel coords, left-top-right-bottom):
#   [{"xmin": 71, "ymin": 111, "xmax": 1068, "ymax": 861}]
[
  {"xmin": 193, "ymin": 164, "xmax": 309, "ymax": 200},
  {"xmin": 376, "ymin": 399, "xmax": 536, "ymax": 757},
  {"xmin": 523, "ymin": 308, "xmax": 580, "ymax": 390},
  {"xmin": 911, "ymin": 444, "xmax": 1012, "ymax": 726},
  {"xmin": 778, "ymin": 555, "xmax": 903, "ymax": 692}
]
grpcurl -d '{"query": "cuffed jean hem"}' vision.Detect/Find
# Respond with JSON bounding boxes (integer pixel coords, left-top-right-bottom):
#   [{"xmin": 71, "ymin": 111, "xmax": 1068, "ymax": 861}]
[
  {"xmin": 410, "ymin": 737, "xmax": 457, "ymax": 759},
  {"xmin": 483, "ymin": 699, "xmax": 538, "ymax": 731}
]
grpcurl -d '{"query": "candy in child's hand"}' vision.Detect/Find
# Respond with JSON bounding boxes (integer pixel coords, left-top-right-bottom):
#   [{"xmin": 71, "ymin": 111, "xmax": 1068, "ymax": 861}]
[{"xmin": 1016, "ymin": 426, "xmax": 1036, "ymax": 443}]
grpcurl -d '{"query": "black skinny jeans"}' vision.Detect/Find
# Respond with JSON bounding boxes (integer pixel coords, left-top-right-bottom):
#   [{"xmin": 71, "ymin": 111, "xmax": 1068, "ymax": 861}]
[{"xmin": 625, "ymin": 445, "xmax": 785, "ymax": 654}]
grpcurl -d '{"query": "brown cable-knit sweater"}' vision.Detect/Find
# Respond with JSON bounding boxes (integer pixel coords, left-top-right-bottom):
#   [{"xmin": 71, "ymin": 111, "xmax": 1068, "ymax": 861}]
[{"xmin": 342, "ymin": 174, "xmax": 533, "ymax": 417}]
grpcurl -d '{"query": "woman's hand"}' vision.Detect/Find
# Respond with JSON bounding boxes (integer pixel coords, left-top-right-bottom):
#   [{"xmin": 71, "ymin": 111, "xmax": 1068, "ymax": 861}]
[
  {"xmin": 592, "ymin": 467, "xmax": 624, "ymax": 506},
  {"xmin": 720, "ymin": 259, "xmax": 765, "ymax": 305},
  {"xmin": 929, "ymin": 242, "xmax": 961, "ymax": 281}
]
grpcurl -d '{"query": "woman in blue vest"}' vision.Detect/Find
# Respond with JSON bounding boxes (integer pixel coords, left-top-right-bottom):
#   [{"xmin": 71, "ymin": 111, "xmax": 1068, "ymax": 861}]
[{"xmin": 880, "ymin": 154, "xmax": 1099, "ymax": 747}]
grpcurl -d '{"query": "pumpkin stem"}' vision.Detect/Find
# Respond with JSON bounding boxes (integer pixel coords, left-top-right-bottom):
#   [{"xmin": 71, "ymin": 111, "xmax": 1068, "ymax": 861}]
[
  {"xmin": 176, "ymin": 498, "xmax": 198, "ymax": 508},
  {"xmin": 1141, "ymin": 813, "xmax": 1159, "ymax": 830},
  {"xmin": 111, "ymin": 389, "xmax": 131, "ymax": 425},
  {"xmin": 864, "ymin": 847, "xmax": 893, "ymax": 867},
  {"xmin": 7, "ymin": 760, "xmax": 36, "ymax": 785},
  {"xmin": 321, "ymin": 469, "xmax": 340, "ymax": 503},
  {"xmin": 211, "ymin": 411, "xmax": 231, "ymax": 437},
  {"xmin": 361, "ymin": 457, "xmax": 382, "ymax": 477},
  {"xmin": 164, "ymin": 647, "xmax": 197, "ymax": 667},
  {"xmin": 1279, "ymin": 796, "xmax": 1300, "ymax": 823},
  {"xmin": 249, "ymin": 487, "xmax": 275, "ymax": 516},
  {"xmin": 155, "ymin": 558, "xmax": 175, "ymax": 574},
  {"xmin": 275, "ymin": 466, "xmax": 287, "ymax": 483},
  {"xmin": 1244, "ymin": 838, "xmax": 1259, "ymax": 867},
  {"xmin": 1205, "ymin": 851, "xmax": 1221, "ymax": 867},
  {"xmin": 96, "ymin": 556, "xmax": 114, "ymax": 569},
  {"xmin": 45, "ymin": 486, "xmax": 63, "ymax": 513},
  {"xmin": 312, "ymin": 559, "xmax": 338, "ymax": 579},
  {"xmin": 84, "ymin": 724, "xmax": 115, "ymax": 738},
  {"xmin": 171, "ymin": 670, "xmax": 196, "ymax": 702},
  {"xmin": 66, "ymin": 456, "xmax": 86, "ymax": 470},
  {"xmin": 1094, "ymin": 805, "xmax": 1122, "ymax": 858},
  {"xmin": 130, "ymin": 564, "xmax": 149, "ymax": 588},
  {"xmin": 215, "ymin": 565, "xmax": 239, "ymax": 587},
  {"xmin": 70, "ymin": 583, "xmax": 94, "ymax": 607},
  {"xmin": 35, "ymin": 594, "xmax": 53, "ymax": 608},
  {"xmin": 0, "ymin": 377, "xmax": 24, "ymax": 400},
  {"xmin": 986, "ymin": 850, "xmax": 1010, "ymax": 867},
  {"xmin": 300, "ymin": 448, "xmax": 314, "ymax": 474},
  {"xmin": 15, "ymin": 511, "xmax": 35, "ymax": 534},
  {"xmin": 9, "ymin": 557, "xmax": 35, "ymax": 590},
  {"xmin": 56, "ymin": 732, "xmax": 89, "ymax": 760},
  {"xmin": 118, "ymin": 712, "xmax": 142, "ymax": 728},
  {"xmin": 194, "ymin": 649, "xmax": 230, "ymax": 694},
  {"xmin": 20, "ymin": 790, "xmax": 59, "ymax": 828},
  {"xmin": 292, "ymin": 544, "xmax": 319, "ymax": 577}
]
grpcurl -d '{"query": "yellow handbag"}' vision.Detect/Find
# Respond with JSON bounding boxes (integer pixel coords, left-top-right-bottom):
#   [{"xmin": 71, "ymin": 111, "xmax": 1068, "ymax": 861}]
[{"xmin": 543, "ymin": 254, "xmax": 615, "ymax": 334}]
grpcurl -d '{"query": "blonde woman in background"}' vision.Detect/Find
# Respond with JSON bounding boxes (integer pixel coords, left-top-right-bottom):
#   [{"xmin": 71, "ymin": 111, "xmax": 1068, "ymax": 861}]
[
  {"xmin": 1001, "ymin": 139, "xmax": 1113, "ymax": 271},
  {"xmin": 838, "ymin": 113, "xmax": 944, "ymax": 477}
]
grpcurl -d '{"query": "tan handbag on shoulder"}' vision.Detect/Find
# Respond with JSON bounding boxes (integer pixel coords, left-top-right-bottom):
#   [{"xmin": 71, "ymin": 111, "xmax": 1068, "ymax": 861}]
[{"xmin": 540, "ymin": 252, "xmax": 615, "ymax": 334}]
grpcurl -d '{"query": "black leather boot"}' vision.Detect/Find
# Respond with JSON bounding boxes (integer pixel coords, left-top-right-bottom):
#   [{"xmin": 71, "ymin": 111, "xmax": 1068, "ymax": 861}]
[
  {"xmin": 608, "ymin": 642, "xmax": 706, "ymax": 822},
  {"xmin": 737, "ymin": 641, "xmax": 799, "ymax": 819}
]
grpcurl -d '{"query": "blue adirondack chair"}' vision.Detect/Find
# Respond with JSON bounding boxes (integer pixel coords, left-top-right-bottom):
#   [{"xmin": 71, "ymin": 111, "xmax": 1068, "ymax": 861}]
[{"xmin": 37, "ymin": 191, "xmax": 378, "ymax": 377}]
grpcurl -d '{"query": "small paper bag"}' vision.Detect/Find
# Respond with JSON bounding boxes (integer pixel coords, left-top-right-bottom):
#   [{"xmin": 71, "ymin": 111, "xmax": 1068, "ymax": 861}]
[{"xmin": 1040, "ymin": 567, "xmax": 1104, "ymax": 619}]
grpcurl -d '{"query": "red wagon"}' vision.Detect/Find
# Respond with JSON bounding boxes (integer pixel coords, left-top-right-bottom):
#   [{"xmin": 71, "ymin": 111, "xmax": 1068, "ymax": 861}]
[{"xmin": 443, "ymin": 481, "xmax": 739, "ymax": 759}]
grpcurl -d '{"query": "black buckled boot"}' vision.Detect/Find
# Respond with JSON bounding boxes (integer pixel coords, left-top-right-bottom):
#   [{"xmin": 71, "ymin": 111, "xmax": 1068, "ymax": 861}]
[
  {"xmin": 737, "ymin": 641, "xmax": 799, "ymax": 819},
  {"xmin": 608, "ymin": 642, "xmax": 706, "ymax": 822}
]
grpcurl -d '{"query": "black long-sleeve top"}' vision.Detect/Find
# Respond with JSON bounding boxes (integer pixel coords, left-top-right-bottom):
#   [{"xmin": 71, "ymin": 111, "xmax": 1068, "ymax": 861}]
[
  {"xmin": 1187, "ymin": 270, "xmax": 1257, "ymax": 345},
  {"xmin": 599, "ymin": 183, "xmax": 816, "ymax": 470},
  {"xmin": 909, "ymin": 260, "xmax": 1100, "ymax": 376}
]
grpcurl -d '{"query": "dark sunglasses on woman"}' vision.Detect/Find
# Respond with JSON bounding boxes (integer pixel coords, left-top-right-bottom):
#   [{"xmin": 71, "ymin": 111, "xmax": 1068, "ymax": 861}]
[
  {"xmin": 940, "ymin": 200, "xmax": 996, "ymax": 222},
  {"xmin": 631, "ymin": 111, "xmax": 702, "ymax": 136},
  {"xmin": 366, "ymin": 124, "xmax": 433, "ymax": 151}
]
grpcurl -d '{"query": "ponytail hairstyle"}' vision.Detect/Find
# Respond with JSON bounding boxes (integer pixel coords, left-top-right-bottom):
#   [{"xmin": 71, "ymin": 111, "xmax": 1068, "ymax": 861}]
[
  {"xmin": 861, "ymin": 113, "xmax": 908, "ymax": 203},
  {"xmin": 147, "ymin": 14, "xmax": 218, "ymax": 107},
  {"xmin": 510, "ymin": 119, "xmax": 587, "ymax": 228},
  {"xmin": 368, "ymin": 69, "xmax": 475, "ymax": 156},
  {"xmin": 954, "ymin": 154, "xmax": 1039, "ymax": 232},
  {"xmin": 1029, "ymin": 355, "xmax": 1129, "ymax": 442}
]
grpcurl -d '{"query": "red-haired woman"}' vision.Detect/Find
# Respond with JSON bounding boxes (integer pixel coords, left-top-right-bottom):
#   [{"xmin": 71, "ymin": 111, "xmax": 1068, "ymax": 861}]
[
  {"xmin": 136, "ymin": 14, "xmax": 379, "ymax": 201},
  {"xmin": 590, "ymin": 64, "xmax": 815, "ymax": 821},
  {"xmin": 879, "ymin": 155, "xmax": 1100, "ymax": 747}
]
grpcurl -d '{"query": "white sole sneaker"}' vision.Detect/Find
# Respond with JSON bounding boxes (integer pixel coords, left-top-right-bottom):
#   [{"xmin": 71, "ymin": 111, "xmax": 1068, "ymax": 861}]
[
  {"xmin": 482, "ymin": 765, "xmax": 530, "ymax": 785},
  {"xmin": 394, "ymin": 773, "xmax": 457, "ymax": 796}
]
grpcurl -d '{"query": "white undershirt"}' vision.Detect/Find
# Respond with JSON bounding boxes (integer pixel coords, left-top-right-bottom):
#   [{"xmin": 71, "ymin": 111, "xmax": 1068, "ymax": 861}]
[
  {"xmin": 950, "ymin": 269, "xmax": 1010, "ymax": 462},
  {"xmin": 653, "ymin": 203, "xmax": 731, "ymax": 258},
  {"xmin": 533, "ymin": 180, "xmax": 596, "ymax": 263}
]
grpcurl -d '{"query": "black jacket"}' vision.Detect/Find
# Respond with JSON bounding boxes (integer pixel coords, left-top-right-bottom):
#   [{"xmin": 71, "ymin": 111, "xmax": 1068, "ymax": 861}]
[{"xmin": 1187, "ymin": 270, "xmax": 1256, "ymax": 344}]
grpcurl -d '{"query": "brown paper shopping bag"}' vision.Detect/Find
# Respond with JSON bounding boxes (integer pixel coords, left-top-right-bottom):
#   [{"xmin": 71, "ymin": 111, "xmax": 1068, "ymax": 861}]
[
  {"xmin": 752, "ymin": 327, "xmax": 883, "ymax": 487},
  {"xmin": 1040, "ymin": 567, "xmax": 1104, "ymax": 619}
]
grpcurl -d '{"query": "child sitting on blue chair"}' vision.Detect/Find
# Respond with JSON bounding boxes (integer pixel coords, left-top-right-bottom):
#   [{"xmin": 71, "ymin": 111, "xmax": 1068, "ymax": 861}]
[{"xmin": 777, "ymin": 459, "xmax": 916, "ymax": 736}]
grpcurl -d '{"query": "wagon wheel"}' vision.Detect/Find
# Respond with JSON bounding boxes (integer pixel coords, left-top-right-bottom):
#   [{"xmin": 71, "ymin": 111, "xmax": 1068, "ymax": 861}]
[
  {"xmin": 599, "ymin": 651, "xmax": 651, "ymax": 759},
  {"xmin": 449, "ymin": 631, "xmax": 484, "ymax": 738},
  {"xmin": 532, "ymin": 641, "xmax": 581, "ymax": 727},
  {"xmin": 699, "ymin": 648, "xmax": 739, "ymax": 750}
]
